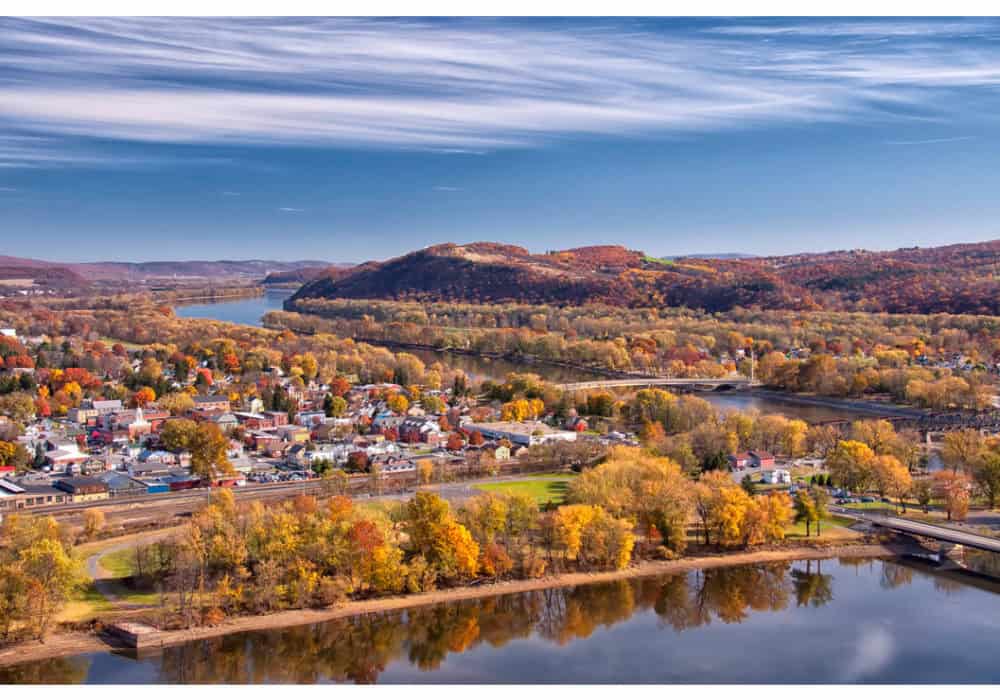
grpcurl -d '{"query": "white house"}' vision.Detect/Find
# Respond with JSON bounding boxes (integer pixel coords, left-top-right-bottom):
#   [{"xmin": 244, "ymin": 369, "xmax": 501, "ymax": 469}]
[{"xmin": 761, "ymin": 469, "xmax": 792, "ymax": 485}]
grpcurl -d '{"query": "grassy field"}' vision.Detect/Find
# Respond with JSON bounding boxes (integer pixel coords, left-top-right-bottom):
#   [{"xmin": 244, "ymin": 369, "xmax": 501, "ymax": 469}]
[
  {"xmin": 785, "ymin": 515, "xmax": 859, "ymax": 541},
  {"xmin": 475, "ymin": 473, "xmax": 576, "ymax": 505},
  {"xmin": 98, "ymin": 548, "xmax": 137, "ymax": 578}
]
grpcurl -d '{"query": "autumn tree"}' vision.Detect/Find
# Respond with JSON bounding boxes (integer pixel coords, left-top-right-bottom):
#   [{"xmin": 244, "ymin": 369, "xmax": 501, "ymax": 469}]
[
  {"xmin": 83, "ymin": 508, "xmax": 106, "ymax": 540},
  {"xmin": 971, "ymin": 448, "xmax": 1000, "ymax": 510},
  {"xmin": 871, "ymin": 455, "xmax": 912, "ymax": 512},
  {"xmin": 189, "ymin": 423, "xmax": 234, "ymax": 481},
  {"xmin": 933, "ymin": 471, "xmax": 971, "ymax": 521},
  {"xmin": 826, "ymin": 440, "xmax": 875, "ymax": 493}
]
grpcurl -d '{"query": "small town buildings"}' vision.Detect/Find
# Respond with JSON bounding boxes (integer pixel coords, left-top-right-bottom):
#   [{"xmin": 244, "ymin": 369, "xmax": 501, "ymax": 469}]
[
  {"xmin": 464, "ymin": 421, "xmax": 577, "ymax": 447},
  {"xmin": 96, "ymin": 470, "xmax": 148, "ymax": 497},
  {"xmin": 749, "ymin": 451, "xmax": 776, "ymax": 469},
  {"xmin": 0, "ymin": 479, "xmax": 69, "ymax": 511},
  {"xmin": 233, "ymin": 412, "xmax": 275, "ymax": 430},
  {"xmin": 762, "ymin": 469, "xmax": 792, "ymax": 485},
  {"xmin": 45, "ymin": 443, "xmax": 89, "ymax": 471},
  {"xmin": 193, "ymin": 395, "xmax": 231, "ymax": 412},
  {"xmin": 728, "ymin": 452, "xmax": 751, "ymax": 470},
  {"xmin": 54, "ymin": 476, "xmax": 110, "ymax": 503}
]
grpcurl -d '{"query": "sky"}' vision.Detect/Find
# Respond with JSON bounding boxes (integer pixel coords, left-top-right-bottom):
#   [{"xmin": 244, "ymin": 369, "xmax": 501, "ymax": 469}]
[{"xmin": 4, "ymin": 16, "xmax": 1000, "ymax": 262}]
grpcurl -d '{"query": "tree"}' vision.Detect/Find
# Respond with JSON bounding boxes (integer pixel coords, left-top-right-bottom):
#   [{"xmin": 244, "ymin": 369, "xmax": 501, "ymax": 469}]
[
  {"xmin": 161, "ymin": 418, "xmax": 199, "ymax": 453},
  {"xmin": 132, "ymin": 386, "xmax": 156, "ymax": 408},
  {"xmin": 158, "ymin": 391, "xmax": 195, "ymax": 416},
  {"xmin": 933, "ymin": 471, "xmax": 970, "ymax": 521},
  {"xmin": 826, "ymin": 440, "xmax": 875, "ymax": 493},
  {"xmin": 941, "ymin": 429, "xmax": 984, "ymax": 475},
  {"xmin": 401, "ymin": 493, "xmax": 479, "ymax": 581},
  {"xmin": 189, "ymin": 423, "xmax": 233, "ymax": 481},
  {"xmin": 83, "ymin": 508, "xmax": 106, "ymax": 540},
  {"xmin": 871, "ymin": 455, "xmax": 912, "ymax": 512},
  {"xmin": 794, "ymin": 491, "xmax": 818, "ymax": 537},
  {"xmin": 446, "ymin": 432, "xmax": 465, "ymax": 451},
  {"xmin": 323, "ymin": 394, "xmax": 347, "ymax": 418},
  {"xmin": 971, "ymin": 449, "xmax": 1000, "ymax": 510},
  {"xmin": 740, "ymin": 473, "xmax": 757, "ymax": 496},
  {"xmin": 0, "ymin": 515, "xmax": 83, "ymax": 641},
  {"xmin": 912, "ymin": 478, "xmax": 933, "ymax": 513}
]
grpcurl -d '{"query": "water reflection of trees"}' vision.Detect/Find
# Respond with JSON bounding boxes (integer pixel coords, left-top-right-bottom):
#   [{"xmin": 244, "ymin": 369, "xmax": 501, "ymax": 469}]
[
  {"xmin": 0, "ymin": 655, "xmax": 91, "ymax": 684},
  {"xmin": 143, "ymin": 560, "xmax": 857, "ymax": 683}
]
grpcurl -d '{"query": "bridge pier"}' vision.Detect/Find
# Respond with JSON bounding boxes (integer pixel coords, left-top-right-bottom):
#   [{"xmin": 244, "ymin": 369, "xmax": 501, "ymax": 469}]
[{"xmin": 937, "ymin": 542, "xmax": 965, "ymax": 569}]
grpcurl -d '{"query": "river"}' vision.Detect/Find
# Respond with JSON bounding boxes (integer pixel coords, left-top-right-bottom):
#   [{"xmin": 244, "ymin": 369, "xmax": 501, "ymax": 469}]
[
  {"xmin": 173, "ymin": 293, "xmax": 877, "ymax": 423},
  {"xmin": 3, "ymin": 556, "xmax": 999, "ymax": 684}
]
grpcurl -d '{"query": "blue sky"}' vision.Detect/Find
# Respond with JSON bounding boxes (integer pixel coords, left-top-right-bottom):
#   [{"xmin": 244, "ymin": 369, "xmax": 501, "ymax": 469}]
[{"xmin": 4, "ymin": 16, "xmax": 1000, "ymax": 262}]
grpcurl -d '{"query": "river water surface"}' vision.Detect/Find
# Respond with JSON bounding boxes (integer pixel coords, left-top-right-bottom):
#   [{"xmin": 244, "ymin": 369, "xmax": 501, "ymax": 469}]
[{"xmin": 3, "ymin": 557, "xmax": 999, "ymax": 684}]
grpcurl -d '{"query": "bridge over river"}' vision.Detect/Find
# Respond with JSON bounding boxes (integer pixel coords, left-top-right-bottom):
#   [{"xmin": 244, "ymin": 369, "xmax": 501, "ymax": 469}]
[
  {"xmin": 558, "ymin": 377, "xmax": 760, "ymax": 391},
  {"xmin": 844, "ymin": 511, "xmax": 1000, "ymax": 554}
]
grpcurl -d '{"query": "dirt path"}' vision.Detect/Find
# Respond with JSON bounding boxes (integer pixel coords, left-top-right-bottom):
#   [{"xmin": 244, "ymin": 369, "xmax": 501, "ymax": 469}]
[{"xmin": 0, "ymin": 540, "xmax": 918, "ymax": 670}]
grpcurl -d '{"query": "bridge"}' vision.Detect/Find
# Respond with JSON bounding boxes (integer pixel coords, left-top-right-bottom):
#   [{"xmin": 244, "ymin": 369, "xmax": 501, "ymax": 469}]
[
  {"xmin": 557, "ymin": 377, "xmax": 759, "ymax": 392},
  {"xmin": 846, "ymin": 511, "xmax": 1000, "ymax": 554}
]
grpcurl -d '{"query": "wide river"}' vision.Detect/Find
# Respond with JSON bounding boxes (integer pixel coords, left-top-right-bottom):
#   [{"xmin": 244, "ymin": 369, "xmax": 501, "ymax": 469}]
[
  {"xmin": 3, "ymin": 556, "xmax": 1000, "ymax": 684},
  {"xmin": 175, "ymin": 292, "xmax": 881, "ymax": 423}
]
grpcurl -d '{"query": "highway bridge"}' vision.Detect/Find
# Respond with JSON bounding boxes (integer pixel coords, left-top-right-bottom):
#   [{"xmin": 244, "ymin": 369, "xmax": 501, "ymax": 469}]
[
  {"xmin": 848, "ymin": 511, "xmax": 1000, "ymax": 554},
  {"xmin": 558, "ymin": 377, "xmax": 759, "ymax": 392}
]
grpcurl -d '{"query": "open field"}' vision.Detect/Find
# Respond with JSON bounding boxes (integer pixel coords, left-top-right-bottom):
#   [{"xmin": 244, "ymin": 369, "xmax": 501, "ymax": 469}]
[
  {"xmin": 786, "ymin": 515, "xmax": 859, "ymax": 541},
  {"xmin": 475, "ymin": 473, "xmax": 576, "ymax": 505}
]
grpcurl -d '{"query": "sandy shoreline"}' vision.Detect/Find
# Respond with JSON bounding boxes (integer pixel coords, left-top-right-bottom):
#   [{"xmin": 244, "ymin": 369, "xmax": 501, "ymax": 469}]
[{"xmin": 0, "ymin": 541, "xmax": 918, "ymax": 670}]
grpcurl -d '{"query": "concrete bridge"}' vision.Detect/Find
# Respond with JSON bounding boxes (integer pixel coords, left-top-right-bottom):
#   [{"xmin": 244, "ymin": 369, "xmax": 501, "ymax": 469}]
[
  {"xmin": 557, "ymin": 377, "xmax": 759, "ymax": 392},
  {"xmin": 850, "ymin": 511, "xmax": 1000, "ymax": 554}
]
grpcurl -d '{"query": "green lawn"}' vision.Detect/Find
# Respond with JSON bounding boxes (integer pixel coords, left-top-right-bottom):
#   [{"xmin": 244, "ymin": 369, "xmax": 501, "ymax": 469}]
[
  {"xmin": 475, "ymin": 473, "xmax": 576, "ymax": 506},
  {"xmin": 786, "ymin": 515, "xmax": 858, "ymax": 540},
  {"xmin": 98, "ymin": 548, "xmax": 137, "ymax": 578}
]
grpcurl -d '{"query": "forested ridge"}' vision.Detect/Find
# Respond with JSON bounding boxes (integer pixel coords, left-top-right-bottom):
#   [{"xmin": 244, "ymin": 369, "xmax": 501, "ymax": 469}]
[{"xmin": 291, "ymin": 239, "xmax": 1000, "ymax": 314}]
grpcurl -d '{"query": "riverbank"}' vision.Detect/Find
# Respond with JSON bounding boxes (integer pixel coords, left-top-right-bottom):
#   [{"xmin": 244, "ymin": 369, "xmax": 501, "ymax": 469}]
[{"xmin": 0, "ymin": 540, "xmax": 921, "ymax": 669}]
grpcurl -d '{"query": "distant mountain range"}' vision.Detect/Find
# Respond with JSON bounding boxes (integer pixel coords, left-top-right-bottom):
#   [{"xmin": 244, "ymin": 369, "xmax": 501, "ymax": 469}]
[
  {"xmin": 289, "ymin": 239, "xmax": 1000, "ymax": 315},
  {"xmin": 0, "ymin": 256, "xmax": 347, "ymax": 287}
]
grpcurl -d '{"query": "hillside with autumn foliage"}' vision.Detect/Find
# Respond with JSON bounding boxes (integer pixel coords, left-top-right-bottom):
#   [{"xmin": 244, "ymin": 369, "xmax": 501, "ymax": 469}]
[{"xmin": 290, "ymin": 239, "xmax": 1000, "ymax": 314}]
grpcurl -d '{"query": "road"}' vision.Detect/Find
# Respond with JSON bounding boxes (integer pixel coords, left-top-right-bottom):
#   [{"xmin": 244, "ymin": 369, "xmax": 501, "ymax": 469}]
[{"xmin": 844, "ymin": 511, "xmax": 1000, "ymax": 553}]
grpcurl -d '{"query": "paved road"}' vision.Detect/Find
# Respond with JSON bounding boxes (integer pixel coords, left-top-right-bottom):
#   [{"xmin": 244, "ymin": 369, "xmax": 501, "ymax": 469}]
[{"xmin": 848, "ymin": 512, "xmax": 1000, "ymax": 553}]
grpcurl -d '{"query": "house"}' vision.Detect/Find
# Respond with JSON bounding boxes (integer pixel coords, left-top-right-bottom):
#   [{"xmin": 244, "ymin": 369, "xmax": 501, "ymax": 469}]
[
  {"xmin": 295, "ymin": 411, "xmax": 327, "ymax": 427},
  {"xmin": 45, "ymin": 443, "xmax": 89, "ymax": 471},
  {"xmin": 0, "ymin": 479, "xmax": 69, "ymax": 511},
  {"xmin": 762, "ymin": 469, "xmax": 792, "ymax": 485},
  {"xmin": 728, "ymin": 452, "xmax": 751, "ymax": 470},
  {"xmin": 68, "ymin": 407, "xmax": 99, "ymax": 425},
  {"xmin": 95, "ymin": 470, "xmax": 148, "ymax": 497},
  {"xmin": 399, "ymin": 416, "xmax": 443, "ymax": 444},
  {"xmin": 463, "ymin": 421, "xmax": 577, "ymax": 447},
  {"xmin": 749, "ymin": 451, "xmax": 776, "ymax": 469},
  {"xmin": 193, "ymin": 395, "xmax": 231, "ymax": 412},
  {"xmin": 262, "ymin": 410, "xmax": 288, "ymax": 427},
  {"xmin": 233, "ymin": 412, "xmax": 275, "ymax": 430},
  {"xmin": 92, "ymin": 399, "xmax": 123, "ymax": 416},
  {"xmin": 276, "ymin": 424, "xmax": 310, "ymax": 443},
  {"xmin": 54, "ymin": 477, "xmax": 110, "ymax": 503}
]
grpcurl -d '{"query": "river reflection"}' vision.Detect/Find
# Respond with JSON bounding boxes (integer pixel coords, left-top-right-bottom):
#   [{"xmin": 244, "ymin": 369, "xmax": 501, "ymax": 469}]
[{"xmin": 6, "ymin": 557, "xmax": 1000, "ymax": 684}]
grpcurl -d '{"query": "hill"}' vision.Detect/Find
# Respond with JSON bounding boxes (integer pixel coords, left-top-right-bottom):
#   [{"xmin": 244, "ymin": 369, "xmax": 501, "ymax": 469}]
[
  {"xmin": 262, "ymin": 264, "xmax": 353, "ymax": 286},
  {"xmin": 289, "ymin": 239, "xmax": 1000, "ymax": 315}
]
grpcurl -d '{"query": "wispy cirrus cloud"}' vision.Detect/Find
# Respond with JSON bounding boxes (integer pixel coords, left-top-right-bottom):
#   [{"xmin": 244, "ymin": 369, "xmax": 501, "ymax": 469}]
[
  {"xmin": 278, "ymin": 207, "xmax": 305, "ymax": 213},
  {"xmin": 884, "ymin": 136, "xmax": 975, "ymax": 145},
  {"xmin": 3, "ymin": 17, "xmax": 1000, "ymax": 167}
]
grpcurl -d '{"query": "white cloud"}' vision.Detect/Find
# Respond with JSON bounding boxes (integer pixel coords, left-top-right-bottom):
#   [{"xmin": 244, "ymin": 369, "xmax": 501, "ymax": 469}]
[
  {"xmin": 2, "ymin": 18, "xmax": 1000, "ymax": 164},
  {"xmin": 884, "ymin": 136, "xmax": 974, "ymax": 145},
  {"xmin": 433, "ymin": 186, "xmax": 462, "ymax": 191},
  {"xmin": 278, "ymin": 207, "xmax": 305, "ymax": 212},
  {"xmin": 841, "ymin": 626, "xmax": 895, "ymax": 682}
]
